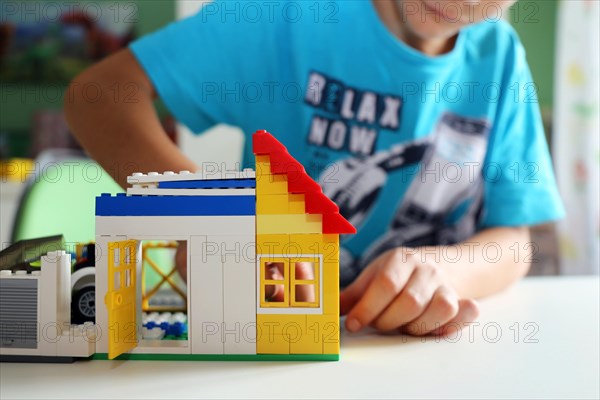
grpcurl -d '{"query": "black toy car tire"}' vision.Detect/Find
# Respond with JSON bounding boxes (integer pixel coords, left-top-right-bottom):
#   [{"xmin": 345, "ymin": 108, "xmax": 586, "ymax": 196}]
[{"xmin": 72, "ymin": 286, "xmax": 95, "ymax": 324}]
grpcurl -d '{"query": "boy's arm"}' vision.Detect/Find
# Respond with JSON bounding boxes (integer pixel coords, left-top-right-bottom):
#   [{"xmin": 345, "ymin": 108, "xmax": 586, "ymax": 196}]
[
  {"xmin": 434, "ymin": 226, "xmax": 531, "ymax": 298},
  {"xmin": 340, "ymin": 226, "xmax": 531, "ymax": 335},
  {"xmin": 65, "ymin": 49, "xmax": 198, "ymax": 188}
]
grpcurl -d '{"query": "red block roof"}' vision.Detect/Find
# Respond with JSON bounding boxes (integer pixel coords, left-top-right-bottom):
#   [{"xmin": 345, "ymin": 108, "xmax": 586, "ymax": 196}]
[{"xmin": 253, "ymin": 130, "xmax": 356, "ymax": 234}]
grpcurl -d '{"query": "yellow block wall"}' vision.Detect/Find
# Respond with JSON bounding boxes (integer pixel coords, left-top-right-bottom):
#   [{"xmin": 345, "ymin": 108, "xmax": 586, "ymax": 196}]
[{"xmin": 255, "ymin": 154, "xmax": 340, "ymax": 355}]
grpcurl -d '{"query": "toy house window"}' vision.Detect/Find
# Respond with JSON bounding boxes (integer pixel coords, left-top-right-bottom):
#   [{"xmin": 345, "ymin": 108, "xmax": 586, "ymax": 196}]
[
  {"xmin": 290, "ymin": 260, "xmax": 318, "ymax": 307},
  {"xmin": 261, "ymin": 260, "xmax": 288, "ymax": 307},
  {"xmin": 260, "ymin": 258, "xmax": 319, "ymax": 308}
]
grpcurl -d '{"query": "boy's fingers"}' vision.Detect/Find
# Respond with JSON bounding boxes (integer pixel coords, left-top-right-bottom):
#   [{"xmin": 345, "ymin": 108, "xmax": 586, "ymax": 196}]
[
  {"xmin": 345, "ymin": 260, "xmax": 414, "ymax": 332},
  {"xmin": 265, "ymin": 262, "xmax": 284, "ymax": 280},
  {"xmin": 264, "ymin": 282, "xmax": 283, "ymax": 301},
  {"xmin": 429, "ymin": 299, "xmax": 480, "ymax": 337},
  {"xmin": 264, "ymin": 262, "xmax": 285, "ymax": 302},
  {"xmin": 339, "ymin": 262, "xmax": 378, "ymax": 316},
  {"xmin": 400, "ymin": 287, "xmax": 460, "ymax": 336},
  {"xmin": 294, "ymin": 262, "xmax": 315, "ymax": 280},
  {"xmin": 371, "ymin": 266, "xmax": 438, "ymax": 331}
]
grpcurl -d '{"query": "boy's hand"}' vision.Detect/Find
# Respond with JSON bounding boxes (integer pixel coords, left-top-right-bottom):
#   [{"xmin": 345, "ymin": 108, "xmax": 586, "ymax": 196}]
[{"xmin": 340, "ymin": 247, "xmax": 479, "ymax": 336}]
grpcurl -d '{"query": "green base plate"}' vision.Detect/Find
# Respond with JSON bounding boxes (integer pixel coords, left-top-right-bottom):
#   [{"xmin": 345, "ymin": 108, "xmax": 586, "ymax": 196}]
[{"xmin": 92, "ymin": 353, "xmax": 339, "ymax": 361}]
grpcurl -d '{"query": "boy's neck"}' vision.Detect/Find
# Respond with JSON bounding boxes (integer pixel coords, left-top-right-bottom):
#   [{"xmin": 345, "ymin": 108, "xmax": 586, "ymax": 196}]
[{"xmin": 372, "ymin": 0, "xmax": 458, "ymax": 56}]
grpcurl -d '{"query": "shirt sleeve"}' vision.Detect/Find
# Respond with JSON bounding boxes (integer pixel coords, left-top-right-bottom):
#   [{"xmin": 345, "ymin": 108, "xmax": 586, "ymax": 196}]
[
  {"xmin": 480, "ymin": 36, "xmax": 565, "ymax": 227},
  {"xmin": 128, "ymin": 1, "xmax": 277, "ymax": 133}
]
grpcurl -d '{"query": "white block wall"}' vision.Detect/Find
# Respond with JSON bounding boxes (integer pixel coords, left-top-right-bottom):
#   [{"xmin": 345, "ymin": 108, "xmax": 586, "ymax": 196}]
[{"xmin": 95, "ymin": 215, "xmax": 256, "ymax": 355}]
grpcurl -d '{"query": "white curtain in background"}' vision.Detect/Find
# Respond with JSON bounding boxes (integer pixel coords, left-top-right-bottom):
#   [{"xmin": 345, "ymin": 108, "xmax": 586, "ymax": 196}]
[{"xmin": 553, "ymin": 0, "xmax": 600, "ymax": 274}]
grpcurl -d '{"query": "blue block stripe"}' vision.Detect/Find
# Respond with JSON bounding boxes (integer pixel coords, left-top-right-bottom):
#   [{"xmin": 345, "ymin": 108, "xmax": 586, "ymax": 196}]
[
  {"xmin": 158, "ymin": 179, "xmax": 256, "ymax": 189},
  {"xmin": 96, "ymin": 194, "xmax": 255, "ymax": 216}
]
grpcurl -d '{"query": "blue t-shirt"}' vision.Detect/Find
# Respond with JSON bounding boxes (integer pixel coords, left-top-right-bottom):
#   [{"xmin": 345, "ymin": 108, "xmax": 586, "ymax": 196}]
[{"xmin": 131, "ymin": 0, "xmax": 564, "ymax": 284}]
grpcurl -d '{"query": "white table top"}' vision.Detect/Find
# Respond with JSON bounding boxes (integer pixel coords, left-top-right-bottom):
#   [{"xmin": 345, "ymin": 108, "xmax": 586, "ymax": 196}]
[{"xmin": 1, "ymin": 276, "xmax": 599, "ymax": 399}]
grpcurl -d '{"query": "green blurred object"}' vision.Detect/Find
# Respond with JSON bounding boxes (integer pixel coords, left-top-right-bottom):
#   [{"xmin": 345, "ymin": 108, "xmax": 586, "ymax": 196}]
[{"xmin": 11, "ymin": 150, "xmax": 123, "ymax": 245}]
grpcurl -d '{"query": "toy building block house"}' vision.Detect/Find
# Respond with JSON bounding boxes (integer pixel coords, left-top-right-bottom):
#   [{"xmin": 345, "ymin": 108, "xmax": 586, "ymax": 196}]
[{"xmin": 95, "ymin": 130, "xmax": 355, "ymax": 361}]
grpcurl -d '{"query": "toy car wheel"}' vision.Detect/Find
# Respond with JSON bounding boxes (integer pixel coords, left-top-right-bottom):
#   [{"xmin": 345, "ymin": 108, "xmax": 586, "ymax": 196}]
[{"xmin": 72, "ymin": 286, "xmax": 95, "ymax": 324}]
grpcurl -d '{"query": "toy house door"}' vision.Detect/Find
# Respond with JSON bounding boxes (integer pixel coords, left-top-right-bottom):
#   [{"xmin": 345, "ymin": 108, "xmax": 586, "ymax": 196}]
[{"xmin": 105, "ymin": 240, "xmax": 138, "ymax": 359}]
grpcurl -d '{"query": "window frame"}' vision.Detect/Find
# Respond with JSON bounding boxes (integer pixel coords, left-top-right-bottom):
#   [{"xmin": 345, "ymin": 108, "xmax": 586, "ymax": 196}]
[
  {"xmin": 257, "ymin": 254, "xmax": 323, "ymax": 314},
  {"xmin": 259, "ymin": 257, "xmax": 290, "ymax": 308},
  {"xmin": 290, "ymin": 257, "xmax": 319, "ymax": 308}
]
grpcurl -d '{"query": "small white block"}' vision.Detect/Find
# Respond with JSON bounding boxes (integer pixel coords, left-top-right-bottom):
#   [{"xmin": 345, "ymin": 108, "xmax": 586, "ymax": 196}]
[
  {"xmin": 142, "ymin": 327, "xmax": 166, "ymax": 340},
  {"xmin": 173, "ymin": 312, "xmax": 186, "ymax": 323},
  {"xmin": 57, "ymin": 329, "xmax": 96, "ymax": 357}
]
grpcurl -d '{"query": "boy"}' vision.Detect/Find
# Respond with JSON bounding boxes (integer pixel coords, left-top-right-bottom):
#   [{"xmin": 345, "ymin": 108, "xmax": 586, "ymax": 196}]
[{"xmin": 65, "ymin": 0, "xmax": 564, "ymax": 336}]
